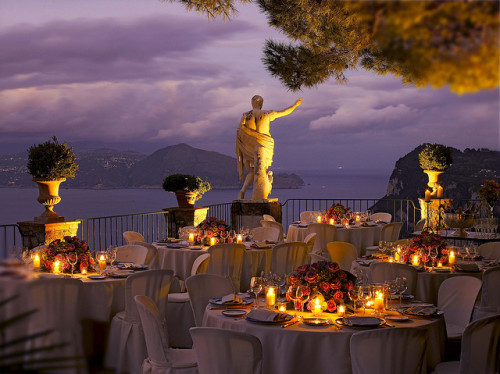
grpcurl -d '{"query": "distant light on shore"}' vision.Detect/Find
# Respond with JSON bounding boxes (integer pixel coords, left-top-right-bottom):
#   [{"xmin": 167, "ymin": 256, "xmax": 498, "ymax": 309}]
[{"xmin": 338, "ymin": 166, "xmax": 343, "ymax": 169}]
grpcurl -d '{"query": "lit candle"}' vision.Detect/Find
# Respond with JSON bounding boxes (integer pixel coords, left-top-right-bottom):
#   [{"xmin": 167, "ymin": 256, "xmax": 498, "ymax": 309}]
[
  {"xmin": 313, "ymin": 298, "xmax": 322, "ymax": 316},
  {"xmin": 210, "ymin": 237, "xmax": 216, "ymax": 246},
  {"xmin": 395, "ymin": 248, "xmax": 401, "ymax": 262},
  {"xmin": 425, "ymin": 189, "xmax": 431, "ymax": 202},
  {"xmin": 317, "ymin": 216, "xmax": 322, "ymax": 223},
  {"xmin": 338, "ymin": 304, "xmax": 345, "ymax": 316},
  {"xmin": 188, "ymin": 233, "xmax": 195, "ymax": 244},
  {"xmin": 329, "ymin": 218, "xmax": 334, "ymax": 225},
  {"xmin": 449, "ymin": 250, "xmax": 455, "ymax": 265},
  {"xmin": 437, "ymin": 262, "xmax": 443, "ymax": 267},
  {"xmin": 412, "ymin": 254, "xmax": 420, "ymax": 266},
  {"xmin": 33, "ymin": 254, "xmax": 40, "ymax": 271},
  {"xmin": 343, "ymin": 220, "xmax": 349, "ymax": 228},
  {"xmin": 266, "ymin": 288, "xmax": 275, "ymax": 308},
  {"xmin": 374, "ymin": 293, "xmax": 384, "ymax": 312},
  {"xmin": 236, "ymin": 235, "xmax": 243, "ymax": 244},
  {"xmin": 81, "ymin": 268, "xmax": 87, "ymax": 275},
  {"xmin": 437, "ymin": 186, "xmax": 444, "ymax": 198},
  {"xmin": 356, "ymin": 215, "xmax": 361, "ymax": 223},
  {"xmin": 389, "ymin": 257, "xmax": 394, "ymax": 263},
  {"xmin": 99, "ymin": 255, "xmax": 106, "ymax": 271},
  {"xmin": 277, "ymin": 302, "xmax": 287, "ymax": 312},
  {"xmin": 53, "ymin": 260, "xmax": 60, "ymax": 274}
]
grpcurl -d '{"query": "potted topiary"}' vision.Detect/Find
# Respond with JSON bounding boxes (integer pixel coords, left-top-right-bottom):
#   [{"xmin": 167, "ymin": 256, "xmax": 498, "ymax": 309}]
[
  {"xmin": 418, "ymin": 143, "xmax": 453, "ymax": 197},
  {"xmin": 162, "ymin": 174, "xmax": 211, "ymax": 208},
  {"xmin": 27, "ymin": 136, "xmax": 78, "ymax": 222}
]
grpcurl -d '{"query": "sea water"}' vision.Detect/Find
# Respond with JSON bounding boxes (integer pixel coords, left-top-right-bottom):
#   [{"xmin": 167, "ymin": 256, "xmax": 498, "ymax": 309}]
[{"xmin": 0, "ymin": 173, "xmax": 389, "ymax": 225}]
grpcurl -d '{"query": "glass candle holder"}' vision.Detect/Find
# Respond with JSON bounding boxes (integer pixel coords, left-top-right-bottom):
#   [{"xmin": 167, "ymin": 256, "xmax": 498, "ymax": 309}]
[
  {"xmin": 97, "ymin": 251, "xmax": 107, "ymax": 274},
  {"xmin": 265, "ymin": 286, "xmax": 277, "ymax": 310},
  {"xmin": 371, "ymin": 284, "xmax": 387, "ymax": 315},
  {"xmin": 311, "ymin": 297, "xmax": 324, "ymax": 316},
  {"xmin": 277, "ymin": 301, "xmax": 287, "ymax": 313}
]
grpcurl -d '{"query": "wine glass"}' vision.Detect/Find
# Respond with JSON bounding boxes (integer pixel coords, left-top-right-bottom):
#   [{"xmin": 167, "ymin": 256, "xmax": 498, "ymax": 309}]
[
  {"xmin": 250, "ymin": 277, "xmax": 263, "ymax": 308},
  {"xmin": 296, "ymin": 285, "xmax": 310, "ymax": 312},
  {"xmin": 429, "ymin": 247, "xmax": 438, "ymax": 270},
  {"xmin": 287, "ymin": 286, "xmax": 300, "ymax": 311},
  {"xmin": 66, "ymin": 253, "xmax": 78, "ymax": 276},
  {"xmin": 360, "ymin": 285, "xmax": 372, "ymax": 315},
  {"xmin": 348, "ymin": 286, "xmax": 361, "ymax": 312},
  {"xmin": 107, "ymin": 246, "xmax": 117, "ymax": 266},
  {"xmin": 219, "ymin": 230, "xmax": 228, "ymax": 243},
  {"xmin": 395, "ymin": 277, "xmax": 407, "ymax": 307},
  {"xmin": 378, "ymin": 241, "xmax": 387, "ymax": 256}
]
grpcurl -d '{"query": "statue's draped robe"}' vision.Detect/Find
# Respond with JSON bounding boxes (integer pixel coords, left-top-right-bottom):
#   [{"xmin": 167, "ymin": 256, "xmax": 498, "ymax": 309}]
[{"xmin": 236, "ymin": 125, "xmax": 274, "ymax": 182}]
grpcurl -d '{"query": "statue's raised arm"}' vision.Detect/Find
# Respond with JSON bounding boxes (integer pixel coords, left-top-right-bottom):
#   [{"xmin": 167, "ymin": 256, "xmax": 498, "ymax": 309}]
[{"xmin": 271, "ymin": 98, "xmax": 302, "ymax": 121}]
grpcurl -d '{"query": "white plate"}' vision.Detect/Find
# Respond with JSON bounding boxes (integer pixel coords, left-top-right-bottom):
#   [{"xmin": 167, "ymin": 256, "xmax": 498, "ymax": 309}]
[
  {"xmin": 222, "ymin": 310, "xmax": 248, "ymax": 317},
  {"xmin": 386, "ymin": 316, "xmax": 410, "ymax": 322},
  {"xmin": 302, "ymin": 318, "xmax": 329, "ymax": 326}
]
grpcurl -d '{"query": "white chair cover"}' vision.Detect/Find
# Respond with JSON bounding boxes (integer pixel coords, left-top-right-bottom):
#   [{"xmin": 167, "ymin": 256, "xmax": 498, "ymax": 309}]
[
  {"xmin": 251, "ymin": 227, "xmax": 280, "ymax": 242},
  {"xmin": 380, "ymin": 222, "xmax": 403, "ymax": 242},
  {"xmin": 105, "ymin": 270, "xmax": 174, "ymax": 373},
  {"xmin": 309, "ymin": 253, "xmax": 330, "ymax": 263},
  {"xmin": 473, "ymin": 266, "xmax": 500, "ymax": 320},
  {"xmin": 262, "ymin": 214, "xmax": 275, "ymax": 222},
  {"xmin": 190, "ymin": 327, "xmax": 262, "ymax": 374},
  {"xmin": 300, "ymin": 211, "xmax": 322, "ymax": 223},
  {"xmin": 437, "ymin": 276, "xmax": 482, "ymax": 339},
  {"xmin": 191, "ymin": 253, "xmax": 210, "ymax": 276},
  {"xmin": 350, "ymin": 327, "xmax": 428, "ymax": 374},
  {"xmin": 303, "ymin": 233, "xmax": 316, "ymax": 254},
  {"xmin": 123, "ymin": 231, "xmax": 146, "ymax": 244},
  {"xmin": 130, "ymin": 241, "xmax": 160, "ymax": 270},
  {"xmin": 415, "ymin": 219, "xmax": 426, "ymax": 232},
  {"xmin": 185, "ymin": 274, "xmax": 234, "ymax": 327},
  {"xmin": 306, "ymin": 223, "xmax": 337, "ymax": 258},
  {"xmin": 22, "ymin": 278, "xmax": 87, "ymax": 373},
  {"xmin": 478, "ymin": 242, "xmax": 500, "ymax": 260},
  {"xmin": 369, "ymin": 212, "xmax": 392, "ymax": 223},
  {"xmin": 135, "ymin": 296, "xmax": 198, "ymax": 374},
  {"xmin": 370, "ymin": 262, "xmax": 418, "ymax": 296},
  {"xmin": 271, "ymin": 242, "xmax": 310, "ymax": 275},
  {"xmin": 260, "ymin": 220, "xmax": 284, "ymax": 243},
  {"xmin": 206, "ymin": 243, "xmax": 245, "ymax": 292},
  {"xmin": 327, "ymin": 241, "xmax": 358, "ymax": 272},
  {"xmin": 432, "ymin": 314, "xmax": 500, "ymax": 374},
  {"xmin": 116, "ymin": 244, "xmax": 149, "ymax": 265}
]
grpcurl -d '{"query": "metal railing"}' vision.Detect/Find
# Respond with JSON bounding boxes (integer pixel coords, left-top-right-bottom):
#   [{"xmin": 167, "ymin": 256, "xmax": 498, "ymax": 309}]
[{"xmin": 0, "ymin": 224, "xmax": 22, "ymax": 259}]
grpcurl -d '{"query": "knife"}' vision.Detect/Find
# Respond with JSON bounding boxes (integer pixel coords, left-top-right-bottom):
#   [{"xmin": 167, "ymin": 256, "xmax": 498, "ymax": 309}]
[{"xmin": 281, "ymin": 319, "xmax": 300, "ymax": 328}]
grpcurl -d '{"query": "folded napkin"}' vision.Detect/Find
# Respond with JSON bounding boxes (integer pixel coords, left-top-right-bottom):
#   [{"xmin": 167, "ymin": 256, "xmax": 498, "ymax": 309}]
[
  {"xmin": 343, "ymin": 316, "xmax": 381, "ymax": 326},
  {"xmin": 405, "ymin": 305, "xmax": 438, "ymax": 316},
  {"xmin": 455, "ymin": 263, "xmax": 480, "ymax": 272},
  {"xmin": 246, "ymin": 309, "xmax": 289, "ymax": 322},
  {"xmin": 251, "ymin": 241, "xmax": 271, "ymax": 249},
  {"xmin": 221, "ymin": 294, "xmax": 243, "ymax": 304}
]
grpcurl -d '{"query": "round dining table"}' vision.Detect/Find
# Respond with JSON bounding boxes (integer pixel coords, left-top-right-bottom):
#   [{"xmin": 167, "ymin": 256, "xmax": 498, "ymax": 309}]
[
  {"xmin": 287, "ymin": 223, "xmax": 385, "ymax": 256},
  {"xmin": 203, "ymin": 307, "xmax": 446, "ymax": 374}
]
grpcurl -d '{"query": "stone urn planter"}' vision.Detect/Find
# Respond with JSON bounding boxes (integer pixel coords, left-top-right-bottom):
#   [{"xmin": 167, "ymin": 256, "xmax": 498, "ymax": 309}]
[
  {"xmin": 33, "ymin": 177, "xmax": 66, "ymax": 222},
  {"xmin": 175, "ymin": 190, "xmax": 198, "ymax": 208},
  {"xmin": 424, "ymin": 170, "xmax": 444, "ymax": 197}
]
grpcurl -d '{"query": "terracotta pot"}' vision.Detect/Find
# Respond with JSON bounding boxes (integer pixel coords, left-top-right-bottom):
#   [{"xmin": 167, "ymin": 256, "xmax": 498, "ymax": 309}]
[
  {"xmin": 175, "ymin": 190, "xmax": 197, "ymax": 208},
  {"xmin": 424, "ymin": 170, "xmax": 444, "ymax": 197},
  {"xmin": 33, "ymin": 178, "xmax": 66, "ymax": 222}
]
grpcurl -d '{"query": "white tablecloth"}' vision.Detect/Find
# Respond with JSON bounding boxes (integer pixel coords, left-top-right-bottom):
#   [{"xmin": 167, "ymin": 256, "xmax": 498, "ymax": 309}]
[
  {"xmin": 287, "ymin": 224, "xmax": 384, "ymax": 256},
  {"xmin": 204, "ymin": 308, "xmax": 446, "ymax": 374}
]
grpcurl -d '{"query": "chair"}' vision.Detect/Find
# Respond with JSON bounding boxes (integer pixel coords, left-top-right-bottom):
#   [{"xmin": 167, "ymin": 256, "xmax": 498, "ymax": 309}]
[
  {"xmin": 478, "ymin": 242, "xmax": 500, "ymax": 260},
  {"xmin": 306, "ymin": 223, "xmax": 337, "ymax": 258},
  {"xmin": 271, "ymin": 242, "xmax": 310, "ymax": 275},
  {"xmin": 130, "ymin": 241, "xmax": 160, "ymax": 270},
  {"xmin": 300, "ymin": 211, "xmax": 322, "ymax": 223},
  {"xmin": 437, "ymin": 276, "xmax": 482, "ymax": 339},
  {"xmin": 327, "ymin": 241, "xmax": 358, "ymax": 272},
  {"xmin": 105, "ymin": 270, "xmax": 174, "ymax": 373},
  {"xmin": 365, "ymin": 222, "xmax": 404, "ymax": 254},
  {"xmin": 370, "ymin": 262, "xmax": 418, "ymax": 296},
  {"xmin": 185, "ymin": 274, "xmax": 234, "ymax": 327},
  {"xmin": 350, "ymin": 327, "xmax": 429, "ymax": 374},
  {"xmin": 22, "ymin": 278, "xmax": 87, "ymax": 373},
  {"xmin": 206, "ymin": 243, "xmax": 245, "ymax": 292},
  {"xmin": 369, "ymin": 212, "xmax": 392, "ymax": 223},
  {"xmin": 190, "ymin": 327, "xmax": 263, "ymax": 374},
  {"xmin": 262, "ymin": 214, "xmax": 275, "ymax": 222},
  {"xmin": 260, "ymin": 220, "xmax": 284, "ymax": 243},
  {"xmin": 251, "ymin": 226, "xmax": 280, "ymax": 242},
  {"xmin": 394, "ymin": 238, "xmax": 409, "ymax": 247},
  {"xmin": 123, "ymin": 230, "xmax": 146, "ymax": 244},
  {"xmin": 115, "ymin": 244, "xmax": 149, "ymax": 264},
  {"xmin": 134, "ymin": 296, "xmax": 197, "ymax": 374},
  {"xmin": 432, "ymin": 315, "xmax": 500, "ymax": 374},
  {"xmin": 415, "ymin": 218, "xmax": 426, "ymax": 232},
  {"xmin": 473, "ymin": 266, "xmax": 500, "ymax": 320},
  {"xmin": 303, "ymin": 233, "xmax": 316, "ymax": 254}
]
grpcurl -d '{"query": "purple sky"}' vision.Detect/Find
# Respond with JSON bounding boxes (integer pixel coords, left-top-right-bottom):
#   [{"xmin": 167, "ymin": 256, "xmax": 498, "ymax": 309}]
[{"xmin": 1, "ymin": 0, "xmax": 498, "ymax": 175}]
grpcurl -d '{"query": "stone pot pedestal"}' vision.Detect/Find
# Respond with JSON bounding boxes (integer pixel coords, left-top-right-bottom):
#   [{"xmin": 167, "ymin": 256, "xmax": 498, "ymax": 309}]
[
  {"xmin": 418, "ymin": 198, "xmax": 453, "ymax": 231},
  {"xmin": 163, "ymin": 207, "xmax": 209, "ymax": 238},
  {"xmin": 231, "ymin": 199, "xmax": 282, "ymax": 232},
  {"xmin": 17, "ymin": 220, "xmax": 80, "ymax": 250},
  {"xmin": 33, "ymin": 178, "xmax": 66, "ymax": 223}
]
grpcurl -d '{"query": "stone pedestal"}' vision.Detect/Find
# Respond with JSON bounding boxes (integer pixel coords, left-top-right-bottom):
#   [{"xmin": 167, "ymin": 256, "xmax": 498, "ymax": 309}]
[
  {"xmin": 17, "ymin": 220, "xmax": 81, "ymax": 249},
  {"xmin": 419, "ymin": 198, "xmax": 453, "ymax": 231},
  {"xmin": 163, "ymin": 207, "xmax": 209, "ymax": 238},
  {"xmin": 231, "ymin": 199, "xmax": 282, "ymax": 232}
]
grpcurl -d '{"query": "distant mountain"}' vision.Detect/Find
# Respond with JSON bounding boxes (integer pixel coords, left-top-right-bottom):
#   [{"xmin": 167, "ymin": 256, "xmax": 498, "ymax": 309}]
[{"xmin": 0, "ymin": 143, "xmax": 304, "ymax": 190}]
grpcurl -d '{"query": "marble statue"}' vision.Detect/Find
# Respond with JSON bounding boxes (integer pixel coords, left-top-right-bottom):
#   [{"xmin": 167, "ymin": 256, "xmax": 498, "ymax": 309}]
[{"xmin": 236, "ymin": 95, "xmax": 302, "ymax": 200}]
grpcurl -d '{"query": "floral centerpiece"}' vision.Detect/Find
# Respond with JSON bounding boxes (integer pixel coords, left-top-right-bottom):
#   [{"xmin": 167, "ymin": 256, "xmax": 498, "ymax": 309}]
[
  {"xmin": 286, "ymin": 261, "xmax": 355, "ymax": 313},
  {"xmin": 40, "ymin": 236, "xmax": 95, "ymax": 273},
  {"xmin": 406, "ymin": 230, "xmax": 448, "ymax": 265},
  {"xmin": 195, "ymin": 216, "xmax": 231, "ymax": 245},
  {"xmin": 323, "ymin": 203, "xmax": 351, "ymax": 223},
  {"xmin": 478, "ymin": 179, "xmax": 500, "ymax": 217}
]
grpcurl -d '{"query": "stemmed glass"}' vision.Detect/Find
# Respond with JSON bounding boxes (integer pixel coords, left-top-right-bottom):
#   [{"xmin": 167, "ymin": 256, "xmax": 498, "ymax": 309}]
[
  {"xmin": 250, "ymin": 277, "xmax": 263, "ymax": 308},
  {"xmin": 395, "ymin": 277, "xmax": 407, "ymax": 307},
  {"xmin": 287, "ymin": 286, "xmax": 300, "ymax": 311},
  {"xmin": 429, "ymin": 248, "xmax": 438, "ymax": 270},
  {"xmin": 378, "ymin": 241, "xmax": 386, "ymax": 255},
  {"xmin": 66, "ymin": 253, "xmax": 78, "ymax": 276},
  {"xmin": 348, "ymin": 286, "xmax": 361, "ymax": 313},
  {"xmin": 296, "ymin": 285, "xmax": 310, "ymax": 312},
  {"xmin": 386, "ymin": 280, "xmax": 398, "ymax": 309},
  {"xmin": 219, "ymin": 230, "xmax": 228, "ymax": 243},
  {"xmin": 107, "ymin": 246, "xmax": 117, "ymax": 266}
]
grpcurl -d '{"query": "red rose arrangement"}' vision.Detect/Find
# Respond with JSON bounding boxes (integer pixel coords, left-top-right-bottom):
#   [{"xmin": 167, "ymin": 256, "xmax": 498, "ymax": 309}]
[
  {"xmin": 286, "ymin": 261, "xmax": 355, "ymax": 313},
  {"xmin": 323, "ymin": 203, "xmax": 351, "ymax": 223},
  {"xmin": 406, "ymin": 230, "xmax": 449, "ymax": 265},
  {"xmin": 41, "ymin": 236, "xmax": 95, "ymax": 273},
  {"xmin": 195, "ymin": 216, "xmax": 231, "ymax": 245},
  {"xmin": 478, "ymin": 179, "xmax": 500, "ymax": 208}
]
